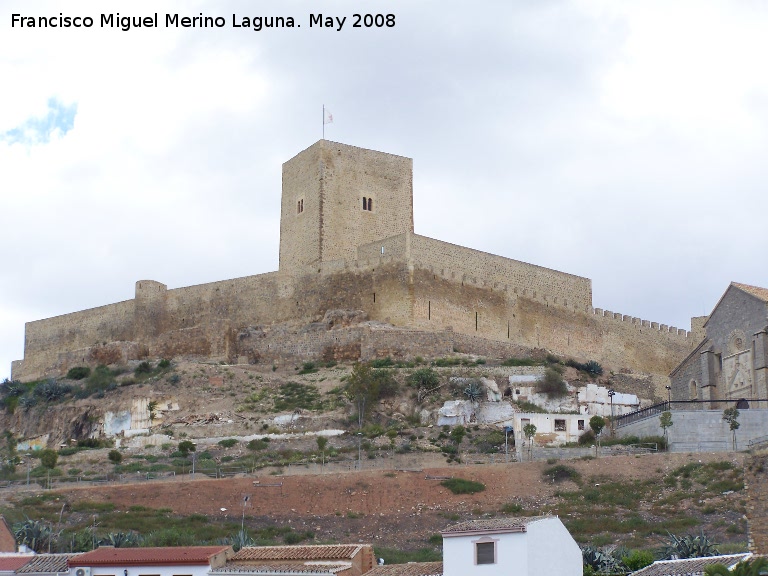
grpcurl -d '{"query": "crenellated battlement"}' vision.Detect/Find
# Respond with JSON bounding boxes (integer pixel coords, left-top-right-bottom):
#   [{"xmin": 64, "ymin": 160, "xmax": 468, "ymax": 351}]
[{"xmin": 11, "ymin": 140, "xmax": 699, "ymax": 382}]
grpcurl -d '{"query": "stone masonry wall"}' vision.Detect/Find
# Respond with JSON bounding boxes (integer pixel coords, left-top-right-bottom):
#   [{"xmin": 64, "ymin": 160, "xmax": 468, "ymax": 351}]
[
  {"xmin": 746, "ymin": 452, "xmax": 768, "ymax": 554},
  {"xmin": 18, "ymin": 299, "xmax": 135, "ymax": 380},
  {"xmin": 279, "ymin": 140, "xmax": 413, "ymax": 275}
]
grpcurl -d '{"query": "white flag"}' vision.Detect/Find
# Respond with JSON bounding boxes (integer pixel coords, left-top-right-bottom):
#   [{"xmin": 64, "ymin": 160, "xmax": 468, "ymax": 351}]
[{"xmin": 323, "ymin": 108, "xmax": 333, "ymax": 124}]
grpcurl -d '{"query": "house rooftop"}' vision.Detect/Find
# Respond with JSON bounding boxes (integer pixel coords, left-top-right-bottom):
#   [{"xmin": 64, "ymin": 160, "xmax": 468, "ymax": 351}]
[
  {"xmin": 442, "ymin": 516, "xmax": 548, "ymax": 535},
  {"xmin": 0, "ymin": 556, "xmax": 35, "ymax": 572},
  {"xmin": 629, "ymin": 553, "xmax": 754, "ymax": 576},
  {"xmin": 232, "ymin": 545, "xmax": 367, "ymax": 562},
  {"xmin": 72, "ymin": 546, "xmax": 231, "ymax": 566},
  {"xmin": 365, "ymin": 562, "xmax": 443, "ymax": 576},
  {"xmin": 16, "ymin": 554, "xmax": 82, "ymax": 574},
  {"xmin": 213, "ymin": 563, "xmax": 352, "ymax": 575}
]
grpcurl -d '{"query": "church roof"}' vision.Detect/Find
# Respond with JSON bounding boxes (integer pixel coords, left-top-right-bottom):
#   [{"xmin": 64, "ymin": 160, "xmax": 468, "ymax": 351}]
[{"xmin": 732, "ymin": 282, "xmax": 768, "ymax": 303}]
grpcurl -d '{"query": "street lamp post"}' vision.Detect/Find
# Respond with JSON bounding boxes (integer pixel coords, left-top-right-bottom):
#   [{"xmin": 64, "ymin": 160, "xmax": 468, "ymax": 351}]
[
  {"xmin": 665, "ymin": 385, "xmax": 671, "ymax": 406},
  {"xmin": 357, "ymin": 432, "xmax": 362, "ymax": 470},
  {"xmin": 504, "ymin": 426, "xmax": 513, "ymax": 463},
  {"xmin": 608, "ymin": 390, "xmax": 615, "ymax": 435}
]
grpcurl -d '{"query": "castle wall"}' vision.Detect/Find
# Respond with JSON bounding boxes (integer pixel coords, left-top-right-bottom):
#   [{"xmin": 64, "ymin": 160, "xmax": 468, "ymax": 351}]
[
  {"xmin": 403, "ymin": 263, "xmax": 692, "ymax": 375},
  {"xmin": 358, "ymin": 232, "xmax": 594, "ymax": 310},
  {"xmin": 17, "ymin": 299, "xmax": 135, "ymax": 380}
]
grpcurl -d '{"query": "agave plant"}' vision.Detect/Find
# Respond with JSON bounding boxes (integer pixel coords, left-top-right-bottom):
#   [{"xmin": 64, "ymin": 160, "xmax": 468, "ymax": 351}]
[
  {"xmin": 662, "ymin": 530, "xmax": 719, "ymax": 559},
  {"xmin": 581, "ymin": 545, "xmax": 626, "ymax": 574},
  {"xmin": 13, "ymin": 518, "xmax": 55, "ymax": 552},
  {"xmin": 225, "ymin": 528, "xmax": 255, "ymax": 552},
  {"xmin": 99, "ymin": 531, "xmax": 142, "ymax": 548},
  {"xmin": 463, "ymin": 381, "xmax": 483, "ymax": 402}
]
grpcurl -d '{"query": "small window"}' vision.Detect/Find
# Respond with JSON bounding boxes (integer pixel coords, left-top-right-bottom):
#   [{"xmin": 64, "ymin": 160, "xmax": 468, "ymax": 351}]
[
  {"xmin": 476, "ymin": 542, "xmax": 495, "ymax": 565},
  {"xmin": 297, "ymin": 198, "xmax": 304, "ymax": 214},
  {"xmin": 362, "ymin": 196, "xmax": 373, "ymax": 211},
  {"xmin": 368, "ymin": 198, "xmax": 373, "ymax": 211},
  {"xmin": 381, "ymin": 246, "xmax": 385, "ymax": 255},
  {"xmin": 555, "ymin": 419, "xmax": 566, "ymax": 431},
  {"xmin": 578, "ymin": 419, "xmax": 585, "ymax": 431},
  {"xmin": 363, "ymin": 197, "xmax": 368, "ymax": 210}
]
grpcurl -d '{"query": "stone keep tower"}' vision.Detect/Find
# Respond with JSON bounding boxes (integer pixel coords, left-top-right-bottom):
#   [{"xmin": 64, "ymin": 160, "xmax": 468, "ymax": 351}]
[{"xmin": 279, "ymin": 140, "xmax": 414, "ymax": 274}]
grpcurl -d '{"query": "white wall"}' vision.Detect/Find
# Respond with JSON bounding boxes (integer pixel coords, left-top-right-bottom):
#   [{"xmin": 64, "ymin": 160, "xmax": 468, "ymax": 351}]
[
  {"xmin": 442, "ymin": 517, "xmax": 581, "ymax": 576},
  {"xmin": 90, "ymin": 564, "xmax": 212, "ymax": 576},
  {"xmin": 526, "ymin": 518, "xmax": 582, "ymax": 576},
  {"xmin": 443, "ymin": 531, "xmax": 527, "ymax": 576}
]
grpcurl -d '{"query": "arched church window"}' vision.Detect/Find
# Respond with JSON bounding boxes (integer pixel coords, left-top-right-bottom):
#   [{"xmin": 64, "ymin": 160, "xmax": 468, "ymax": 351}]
[{"xmin": 689, "ymin": 380, "xmax": 697, "ymax": 400}]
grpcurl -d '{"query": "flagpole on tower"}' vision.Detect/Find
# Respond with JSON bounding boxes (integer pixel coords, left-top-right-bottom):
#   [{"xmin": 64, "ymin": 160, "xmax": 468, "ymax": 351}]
[{"xmin": 322, "ymin": 105, "xmax": 325, "ymax": 140}]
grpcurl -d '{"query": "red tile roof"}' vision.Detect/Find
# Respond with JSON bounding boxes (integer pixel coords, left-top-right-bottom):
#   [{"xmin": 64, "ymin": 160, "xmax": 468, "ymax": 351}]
[
  {"xmin": 0, "ymin": 556, "xmax": 35, "ymax": 572},
  {"xmin": 365, "ymin": 562, "xmax": 443, "ymax": 576},
  {"xmin": 214, "ymin": 563, "xmax": 352, "ymax": 574},
  {"xmin": 232, "ymin": 545, "xmax": 365, "ymax": 562},
  {"xmin": 71, "ymin": 546, "xmax": 231, "ymax": 566},
  {"xmin": 630, "ymin": 553, "xmax": 753, "ymax": 576}
]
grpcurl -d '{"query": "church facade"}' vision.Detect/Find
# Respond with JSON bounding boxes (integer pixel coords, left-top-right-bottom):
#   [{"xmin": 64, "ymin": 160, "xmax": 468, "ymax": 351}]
[{"xmin": 670, "ymin": 282, "xmax": 768, "ymax": 408}]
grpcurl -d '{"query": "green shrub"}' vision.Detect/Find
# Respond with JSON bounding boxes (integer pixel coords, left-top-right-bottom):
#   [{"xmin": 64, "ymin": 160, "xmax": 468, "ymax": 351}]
[
  {"xmin": 578, "ymin": 429, "xmax": 596, "ymax": 445},
  {"xmin": 543, "ymin": 464, "xmax": 579, "ymax": 483},
  {"xmin": 370, "ymin": 357, "xmax": 394, "ymax": 368},
  {"xmin": 108, "ymin": 450, "xmax": 123, "ymax": 464},
  {"xmin": 158, "ymin": 359, "xmax": 171, "ymax": 369},
  {"xmin": 247, "ymin": 439, "xmax": 269, "ymax": 451},
  {"xmin": 537, "ymin": 368, "xmax": 567, "ymax": 396},
  {"xmin": 135, "ymin": 361, "xmax": 153, "ymax": 375},
  {"xmin": 440, "ymin": 478, "xmax": 486, "ymax": 494},
  {"xmin": 502, "ymin": 357, "xmax": 538, "ymax": 367},
  {"xmin": 622, "ymin": 550, "xmax": 654, "ymax": 570},
  {"xmin": 177, "ymin": 440, "xmax": 196, "ymax": 456},
  {"xmin": 218, "ymin": 439, "xmax": 239, "ymax": 448},
  {"xmin": 298, "ymin": 362, "xmax": 318, "ymax": 375},
  {"xmin": 66, "ymin": 366, "xmax": 91, "ymax": 380}
]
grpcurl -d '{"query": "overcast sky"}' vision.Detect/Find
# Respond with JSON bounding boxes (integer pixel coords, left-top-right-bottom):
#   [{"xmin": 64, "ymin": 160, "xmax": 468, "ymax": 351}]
[{"xmin": 2, "ymin": 0, "xmax": 768, "ymax": 381}]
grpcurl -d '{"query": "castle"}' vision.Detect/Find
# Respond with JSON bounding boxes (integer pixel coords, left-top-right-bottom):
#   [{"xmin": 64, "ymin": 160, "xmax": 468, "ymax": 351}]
[{"xmin": 11, "ymin": 140, "xmax": 701, "ymax": 384}]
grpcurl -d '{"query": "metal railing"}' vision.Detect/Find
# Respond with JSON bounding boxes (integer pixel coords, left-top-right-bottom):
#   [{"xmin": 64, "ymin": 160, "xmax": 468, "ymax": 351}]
[{"xmin": 614, "ymin": 399, "xmax": 768, "ymax": 429}]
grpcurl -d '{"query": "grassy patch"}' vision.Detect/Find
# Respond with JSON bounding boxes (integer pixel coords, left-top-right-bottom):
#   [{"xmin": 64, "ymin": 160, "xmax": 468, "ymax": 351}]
[{"xmin": 440, "ymin": 478, "xmax": 486, "ymax": 494}]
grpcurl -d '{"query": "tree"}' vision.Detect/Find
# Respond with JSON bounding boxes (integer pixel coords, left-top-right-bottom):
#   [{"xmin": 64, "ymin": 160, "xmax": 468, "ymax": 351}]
[
  {"xmin": 39, "ymin": 449, "xmax": 58, "ymax": 470},
  {"xmin": 523, "ymin": 423, "xmax": 537, "ymax": 460},
  {"xmin": 385, "ymin": 429, "xmax": 398, "ymax": 456},
  {"xmin": 177, "ymin": 440, "xmax": 196, "ymax": 456},
  {"xmin": 659, "ymin": 411, "xmax": 673, "ymax": 443},
  {"xmin": 450, "ymin": 425, "xmax": 466, "ymax": 445},
  {"xmin": 408, "ymin": 367, "xmax": 442, "ymax": 403},
  {"xmin": 345, "ymin": 363, "xmax": 380, "ymax": 428},
  {"xmin": 147, "ymin": 400, "xmax": 159, "ymax": 424},
  {"xmin": 316, "ymin": 436, "xmax": 328, "ymax": 468},
  {"xmin": 108, "ymin": 450, "xmax": 123, "ymax": 464},
  {"xmin": 722, "ymin": 407, "xmax": 740, "ymax": 450},
  {"xmin": 589, "ymin": 415, "xmax": 605, "ymax": 456}
]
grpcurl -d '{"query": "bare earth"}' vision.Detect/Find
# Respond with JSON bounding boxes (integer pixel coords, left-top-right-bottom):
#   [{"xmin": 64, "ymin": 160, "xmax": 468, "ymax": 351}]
[{"xmin": 50, "ymin": 451, "xmax": 740, "ymax": 547}]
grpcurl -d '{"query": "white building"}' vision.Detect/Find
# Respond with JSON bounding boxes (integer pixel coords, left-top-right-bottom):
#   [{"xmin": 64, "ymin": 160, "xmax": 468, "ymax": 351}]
[
  {"xmin": 513, "ymin": 412, "xmax": 589, "ymax": 447},
  {"xmin": 440, "ymin": 517, "xmax": 581, "ymax": 576}
]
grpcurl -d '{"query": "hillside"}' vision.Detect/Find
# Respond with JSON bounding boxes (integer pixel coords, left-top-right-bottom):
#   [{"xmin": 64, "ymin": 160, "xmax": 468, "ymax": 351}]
[{"xmin": 0, "ymin": 356, "xmax": 751, "ymax": 558}]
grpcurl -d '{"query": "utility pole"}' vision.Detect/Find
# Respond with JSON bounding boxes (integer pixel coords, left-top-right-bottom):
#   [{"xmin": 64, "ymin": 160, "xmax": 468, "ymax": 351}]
[{"xmin": 608, "ymin": 390, "xmax": 615, "ymax": 436}]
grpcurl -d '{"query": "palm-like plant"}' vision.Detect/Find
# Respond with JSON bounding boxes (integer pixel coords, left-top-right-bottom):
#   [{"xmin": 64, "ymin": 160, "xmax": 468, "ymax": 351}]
[
  {"xmin": 704, "ymin": 558, "xmax": 768, "ymax": 576},
  {"xmin": 13, "ymin": 518, "xmax": 54, "ymax": 552},
  {"xmin": 662, "ymin": 530, "xmax": 719, "ymax": 559}
]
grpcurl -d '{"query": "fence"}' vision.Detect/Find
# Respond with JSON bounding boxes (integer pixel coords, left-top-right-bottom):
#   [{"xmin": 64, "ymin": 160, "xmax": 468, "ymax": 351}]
[{"xmin": 614, "ymin": 399, "xmax": 768, "ymax": 429}]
